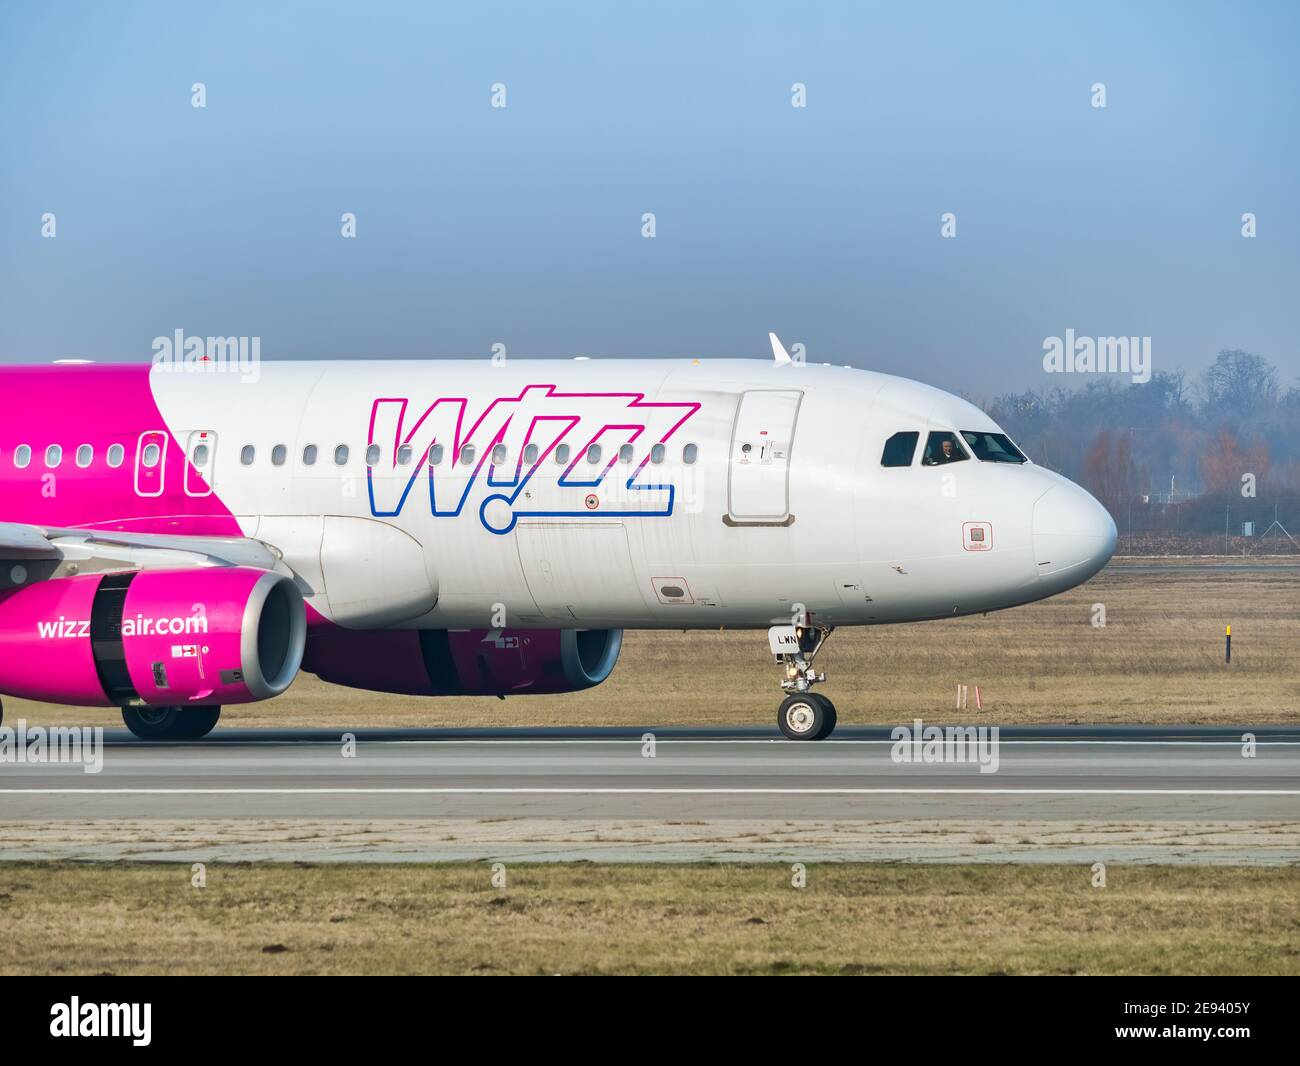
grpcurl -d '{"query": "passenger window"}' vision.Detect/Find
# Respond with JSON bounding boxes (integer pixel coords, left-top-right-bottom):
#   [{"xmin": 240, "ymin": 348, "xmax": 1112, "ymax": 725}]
[
  {"xmin": 334, "ymin": 445, "xmax": 349, "ymax": 466},
  {"xmin": 365, "ymin": 444, "xmax": 381, "ymax": 466},
  {"xmin": 523, "ymin": 443, "xmax": 539, "ymax": 465},
  {"xmin": 619, "ymin": 443, "xmax": 634, "ymax": 464},
  {"xmin": 683, "ymin": 443, "xmax": 698, "ymax": 464},
  {"xmin": 492, "ymin": 443, "xmax": 508, "ymax": 465},
  {"xmin": 46, "ymin": 444, "xmax": 63, "ymax": 468},
  {"xmin": 586, "ymin": 444, "xmax": 602, "ymax": 465},
  {"xmin": 272, "ymin": 444, "xmax": 287, "ymax": 467},
  {"xmin": 961, "ymin": 431, "xmax": 1027, "ymax": 464},
  {"xmin": 429, "ymin": 444, "xmax": 444, "ymax": 466},
  {"xmin": 459, "ymin": 444, "xmax": 476, "ymax": 466},
  {"xmin": 650, "ymin": 443, "xmax": 665, "ymax": 464},
  {"xmin": 192, "ymin": 444, "xmax": 210, "ymax": 467},
  {"xmin": 240, "ymin": 445, "xmax": 255, "ymax": 466},
  {"xmin": 921, "ymin": 431, "xmax": 968, "ymax": 466},
  {"xmin": 142, "ymin": 443, "xmax": 161, "ymax": 468},
  {"xmin": 106, "ymin": 444, "xmax": 124, "ymax": 468},
  {"xmin": 881, "ymin": 431, "xmax": 919, "ymax": 467},
  {"xmin": 76, "ymin": 444, "xmax": 93, "ymax": 468},
  {"xmin": 303, "ymin": 444, "xmax": 317, "ymax": 466},
  {"xmin": 555, "ymin": 443, "xmax": 571, "ymax": 465},
  {"xmin": 397, "ymin": 444, "xmax": 413, "ymax": 465},
  {"xmin": 14, "ymin": 444, "xmax": 31, "ymax": 469}
]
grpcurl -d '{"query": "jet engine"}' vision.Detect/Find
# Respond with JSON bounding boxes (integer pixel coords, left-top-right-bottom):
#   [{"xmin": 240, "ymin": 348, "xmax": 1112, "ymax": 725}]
[
  {"xmin": 0, "ymin": 566, "xmax": 306, "ymax": 707},
  {"xmin": 301, "ymin": 626, "xmax": 622, "ymax": 697}
]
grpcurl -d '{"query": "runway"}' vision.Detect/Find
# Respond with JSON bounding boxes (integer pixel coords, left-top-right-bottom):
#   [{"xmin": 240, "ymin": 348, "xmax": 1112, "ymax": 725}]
[
  {"xmin": 1, "ymin": 724, "xmax": 1296, "ymax": 863},
  {"xmin": 2, "ymin": 725, "xmax": 1297, "ymax": 821},
  {"xmin": 56, "ymin": 723, "xmax": 1300, "ymax": 743},
  {"xmin": 1108, "ymin": 562, "xmax": 1300, "ymax": 572}
]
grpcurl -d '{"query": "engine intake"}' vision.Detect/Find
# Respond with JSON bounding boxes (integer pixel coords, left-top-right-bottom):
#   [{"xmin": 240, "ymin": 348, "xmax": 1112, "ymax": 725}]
[{"xmin": 0, "ymin": 567, "xmax": 306, "ymax": 707}]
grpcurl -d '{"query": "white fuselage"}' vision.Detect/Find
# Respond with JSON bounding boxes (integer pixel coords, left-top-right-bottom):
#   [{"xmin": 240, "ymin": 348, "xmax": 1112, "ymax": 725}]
[{"xmin": 148, "ymin": 358, "xmax": 1116, "ymax": 631}]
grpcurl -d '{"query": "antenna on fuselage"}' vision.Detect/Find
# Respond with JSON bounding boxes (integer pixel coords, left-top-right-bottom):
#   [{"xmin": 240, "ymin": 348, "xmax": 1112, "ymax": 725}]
[{"xmin": 769, "ymin": 332, "xmax": 792, "ymax": 365}]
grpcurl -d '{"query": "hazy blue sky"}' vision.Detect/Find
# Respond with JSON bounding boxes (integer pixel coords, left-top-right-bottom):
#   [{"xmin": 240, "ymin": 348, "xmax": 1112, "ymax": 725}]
[{"xmin": 1, "ymin": 0, "xmax": 1296, "ymax": 398}]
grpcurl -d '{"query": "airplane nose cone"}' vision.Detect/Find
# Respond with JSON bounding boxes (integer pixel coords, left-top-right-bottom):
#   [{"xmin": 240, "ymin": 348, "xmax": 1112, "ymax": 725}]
[{"xmin": 1033, "ymin": 485, "xmax": 1117, "ymax": 590}]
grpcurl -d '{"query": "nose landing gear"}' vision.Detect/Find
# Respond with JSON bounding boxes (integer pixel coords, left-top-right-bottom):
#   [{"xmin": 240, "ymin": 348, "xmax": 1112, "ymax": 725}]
[{"xmin": 771, "ymin": 622, "xmax": 836, "ymax": 740}]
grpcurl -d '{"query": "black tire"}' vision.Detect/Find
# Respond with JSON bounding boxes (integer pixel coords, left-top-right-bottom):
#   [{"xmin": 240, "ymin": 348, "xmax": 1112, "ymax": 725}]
[
  {"xmin": 810, "ymin": 693, "xmax": 838, "ymax": 740},
  {"xmin": 121, "ymin": 705, "xmax": 221, "ymax": 740},
  {"xmin": 175, "ymin": 706, "xmax": 221, "ymax": 739},
  {"xmin": 778, "ymin": 693, "xmax": 829, "ymax": 741}
]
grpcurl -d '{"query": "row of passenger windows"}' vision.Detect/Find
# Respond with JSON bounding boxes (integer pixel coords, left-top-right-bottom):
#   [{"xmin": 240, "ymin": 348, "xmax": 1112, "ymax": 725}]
[
  {"xmin": 238, "ymin": 441, "xmax": 700, "ymax": 468},
  {"xmin": 5, "ymin": 441, "xmax": 701, "ymax": 470},
  {"xmin": 7, "ymin": 443, "xmax": 133, "ymax": 469},
  {"xmin": 881, "ymin": 430, "xmax": 1027, "ymax": 467}
]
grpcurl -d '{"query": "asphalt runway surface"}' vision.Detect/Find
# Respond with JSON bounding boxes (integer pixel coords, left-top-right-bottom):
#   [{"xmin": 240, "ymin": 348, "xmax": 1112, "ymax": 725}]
[
  {"xmin": 1109, "ymin": 562, "xmax": 1300, "ymax": 572},
  {"xmin": 2, "ymin": 725, "xmax": 1297, "ymax": 821}
]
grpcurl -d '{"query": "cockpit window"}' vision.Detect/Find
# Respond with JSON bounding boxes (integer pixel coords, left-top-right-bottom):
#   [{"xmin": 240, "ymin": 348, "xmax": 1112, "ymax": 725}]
[
  {"xmin": 881, "ymin": 431, "xmax": 919, "ymax": 467},
  {"xmin": 922, "ymin": 431, "xmax": 968, "ymax": 465},
  {"xmin": 961, "ymin": 431, "xmax": 1027, "ymax": 464}
]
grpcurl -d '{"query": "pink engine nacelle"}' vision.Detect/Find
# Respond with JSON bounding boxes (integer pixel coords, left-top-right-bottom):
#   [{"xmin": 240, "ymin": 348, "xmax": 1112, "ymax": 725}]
[
  {"xmin": 0, "ymin": 567, "xmax": 306, "ymax": 707},
  {"xmin": 302, "ymin": 627, "xmax": 622, "ymax": 697}
]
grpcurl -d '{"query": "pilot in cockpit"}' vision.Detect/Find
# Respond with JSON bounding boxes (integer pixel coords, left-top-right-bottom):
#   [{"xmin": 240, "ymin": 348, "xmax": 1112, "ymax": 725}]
[{"xmin": 922, "ymin": 431, "xmax": 968, "ymax": 466}]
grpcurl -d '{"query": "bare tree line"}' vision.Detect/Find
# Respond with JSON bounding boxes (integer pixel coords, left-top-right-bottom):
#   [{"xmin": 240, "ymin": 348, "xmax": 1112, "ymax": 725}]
[{"xmin": 980, "ymin": 350, "xmax": 1300, "ymax": 537}]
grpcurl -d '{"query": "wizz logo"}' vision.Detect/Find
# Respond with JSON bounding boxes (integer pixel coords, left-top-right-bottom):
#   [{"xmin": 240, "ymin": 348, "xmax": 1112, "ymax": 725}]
[
  {"xmin": 367, "ymin": 385, "xmax": 700, "ymax": 534},
  {"xmin": 37, "ymin": 618, "xmax": 91, "ymax": 639}
]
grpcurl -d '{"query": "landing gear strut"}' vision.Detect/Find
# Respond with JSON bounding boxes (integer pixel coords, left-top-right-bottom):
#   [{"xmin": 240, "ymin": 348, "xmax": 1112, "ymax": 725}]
[
  {"xmin": 121, "ymin": 705, "xmax": 221, "ymax": 740},
  {"xmin": 771, "ymin": 622, "xmax": 836, "ymax": 740}
]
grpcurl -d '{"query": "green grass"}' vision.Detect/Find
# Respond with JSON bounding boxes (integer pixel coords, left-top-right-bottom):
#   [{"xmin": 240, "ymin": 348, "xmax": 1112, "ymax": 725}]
[
  {"xmin": 7, "ymin": 560, "xmax": 1298, "ymax": 730},
  {"xmin": 2, "ymin": 861, "xmax": 1296, "ymax": 975}
]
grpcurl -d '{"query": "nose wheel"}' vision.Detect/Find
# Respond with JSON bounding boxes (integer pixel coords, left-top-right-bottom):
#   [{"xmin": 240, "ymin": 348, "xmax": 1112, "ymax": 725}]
[
  {"xmin": 778, "ymin": 692, "xmax": 837, "ymax": 740},
  {"xmin": 770, "ymin": 620, "xmax": 837, "ymax": 740}
]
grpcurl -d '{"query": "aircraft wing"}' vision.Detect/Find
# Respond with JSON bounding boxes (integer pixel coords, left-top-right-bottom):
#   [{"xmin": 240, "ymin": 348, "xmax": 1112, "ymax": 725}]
[
  {"xmin": 0, "ymin": 522, "xmax": 286, "ymax": 582},
  {"xmin": 0, "ymin": 521, "xmax": 60, "ymax": 555}
]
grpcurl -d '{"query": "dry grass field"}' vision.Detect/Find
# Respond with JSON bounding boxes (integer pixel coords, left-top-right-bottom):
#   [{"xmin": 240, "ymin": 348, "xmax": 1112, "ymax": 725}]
[
  {"xmin": 1, "ymin": 861, "xmax": 1295, "ymax": 975},
  {"xmin": 6, "ymin": 559, "xmax": 1298, "ymax": 730}
]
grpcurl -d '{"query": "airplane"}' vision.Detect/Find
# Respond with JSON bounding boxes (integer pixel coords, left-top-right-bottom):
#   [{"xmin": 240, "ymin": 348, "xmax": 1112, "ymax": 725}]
[{"xmin": 0, "ymin": 335, "xmax": 1116, "ymax": 741}]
